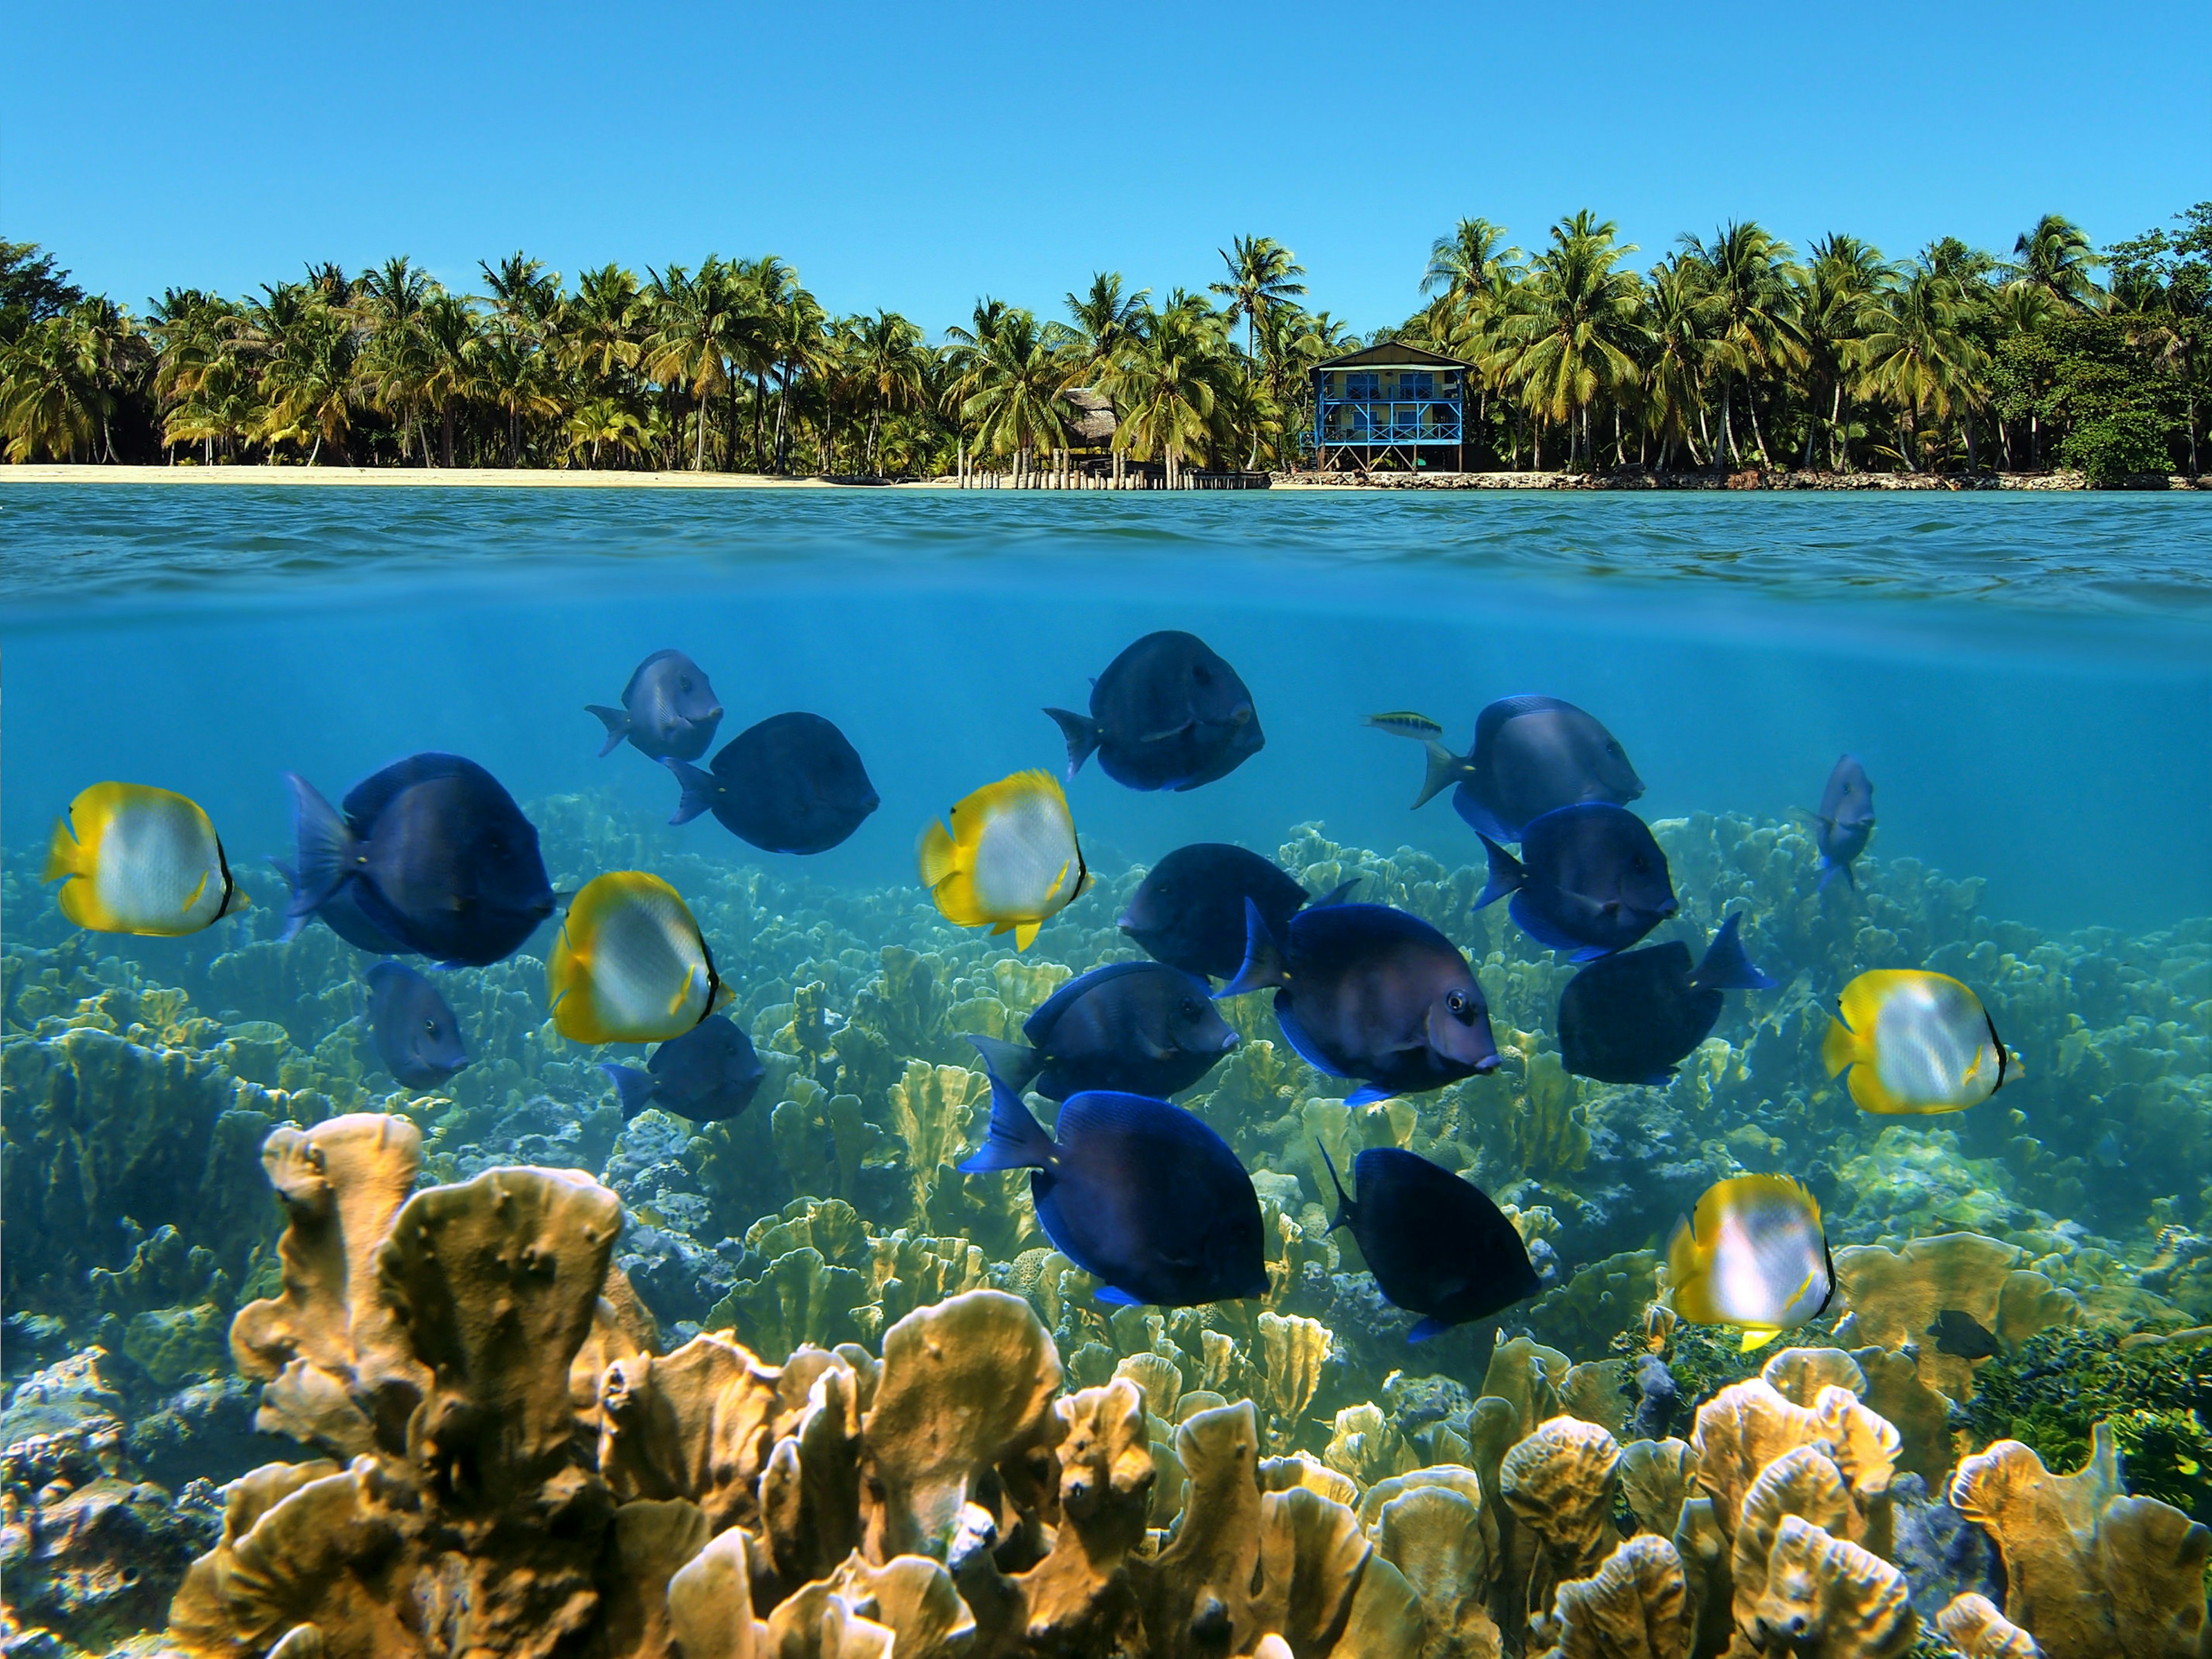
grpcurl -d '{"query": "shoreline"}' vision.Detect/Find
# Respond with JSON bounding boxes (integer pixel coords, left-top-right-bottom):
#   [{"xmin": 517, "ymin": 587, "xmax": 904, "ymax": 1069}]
[{"xmin": 0, "ymin": 463, "xmax": 2202, "ymax": 491}]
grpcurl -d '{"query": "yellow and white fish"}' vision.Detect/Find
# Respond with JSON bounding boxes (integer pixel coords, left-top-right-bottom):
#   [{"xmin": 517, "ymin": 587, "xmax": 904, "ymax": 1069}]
[
  {"xmin": 548, "ymin": 871, "xmax": 730, "ymax": 1045},
  {"xmin": 43, "ymin": 782, "xmax": 246, "ymax": 935},
  {"xmin": 1666, "ymin": 1174, "xmax": 1834, "ymax": 1353},
  {"xmin": 918, "ymin": 769, "xmax": 1092, "ymax": 951},
  {"xmin": 1823, "ymin": 969, "xmax": 2008, "ymax": 1115}
]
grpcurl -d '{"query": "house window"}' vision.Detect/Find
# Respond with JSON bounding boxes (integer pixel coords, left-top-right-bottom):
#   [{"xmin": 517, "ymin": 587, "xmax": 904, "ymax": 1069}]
[{"xmin": 1344, "ymin": 372, "xmax": 1381, "ymax": 399}]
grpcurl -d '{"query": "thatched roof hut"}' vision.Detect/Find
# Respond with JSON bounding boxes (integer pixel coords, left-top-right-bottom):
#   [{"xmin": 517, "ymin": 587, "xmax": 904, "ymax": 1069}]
[{"xmin": 1062, "ymin": 387, "xmax": 1116, "ymax": 448}]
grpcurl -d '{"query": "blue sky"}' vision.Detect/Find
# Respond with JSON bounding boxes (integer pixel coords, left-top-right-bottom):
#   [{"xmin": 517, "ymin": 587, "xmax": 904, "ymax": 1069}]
[{"xmin": 6, "ymin": 1, "xmax": 2206, "ymax": 338}]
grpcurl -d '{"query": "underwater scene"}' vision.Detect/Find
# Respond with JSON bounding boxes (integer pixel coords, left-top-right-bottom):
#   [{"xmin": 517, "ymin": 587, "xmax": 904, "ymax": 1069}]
[{"xmin": 4, "ymin": 486, "xmax": 2212, "ymax": 1659}]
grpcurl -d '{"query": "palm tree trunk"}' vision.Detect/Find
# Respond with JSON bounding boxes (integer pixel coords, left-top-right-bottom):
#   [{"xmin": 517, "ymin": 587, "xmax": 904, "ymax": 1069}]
[
  {"xmin": 753, "ymin": 374, "xmax": 766, "ymax": 471},
  {"xmin": 1745, "ymin": 384, "xmax": 1771, "ymax": 466},
  {"xmin": 695, "ymin": 377, "xmax": 708, "ymax": 471},
  {"xmin": 1720, "ymin": 385, "xmax": 1739, "ymax": 465},
  {"xmin": 1830, "ymin": 384, "xmax": 1846, "ymax": 472},
  {"xmin": 442, "ymin": 402, "xmax": 455, "ymax": 468}
]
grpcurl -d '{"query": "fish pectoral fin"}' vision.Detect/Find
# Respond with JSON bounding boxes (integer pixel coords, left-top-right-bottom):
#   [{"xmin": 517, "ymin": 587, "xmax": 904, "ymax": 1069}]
[
  {"xmin": 1738, "ymin": 1326, "xmax": 1786, "ymax": 1353},
  {"xmin": 1093, "ymin": 1286, "xmax": 1144, "ymax": 1308},
  {"xmin": 182, "ymin": 871, "xmax": 210, "ymax": 911},
  {"xmin": 1138, "ymin": 720, "xmax": 1196, "ymax": 743}
]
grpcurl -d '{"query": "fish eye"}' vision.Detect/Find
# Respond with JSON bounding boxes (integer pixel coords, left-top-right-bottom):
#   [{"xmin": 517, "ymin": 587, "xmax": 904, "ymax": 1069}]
[
  {"xmin": 423, "ymin": 1018, "xmax": 437, "ymax": 1034},
  {"xmin": 1179, "ymin": 998, "xmax": 1199, "ymax": 1019},
  {"xmin": 1446, "ymin": 990, "xmax": 1468, "ymax": 1015},
  {"xmin": 679, "ymin": 676, "xmax": 692, "ymax": 691}
]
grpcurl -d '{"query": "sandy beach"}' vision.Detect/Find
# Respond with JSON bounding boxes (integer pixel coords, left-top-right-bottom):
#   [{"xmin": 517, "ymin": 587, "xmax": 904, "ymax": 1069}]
[{"xmin": 0, "ymin": 464, "xmax": 893, "ymax": 488}]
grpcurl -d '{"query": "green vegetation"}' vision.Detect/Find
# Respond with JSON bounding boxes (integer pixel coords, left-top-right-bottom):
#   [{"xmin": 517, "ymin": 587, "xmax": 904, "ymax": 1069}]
[
  {"xmin": 1960, "ymin": 1328, "xmax": 2212, "ymax": 1520},
  {"xmin": 1, "ymin": 204, "xmax": 2203, "ymax": 478}
]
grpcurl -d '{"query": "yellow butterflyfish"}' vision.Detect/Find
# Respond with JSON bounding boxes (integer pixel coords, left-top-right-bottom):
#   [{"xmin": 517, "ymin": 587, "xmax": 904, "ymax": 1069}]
[
  {"xmin": 918, "ymin": 769, "xmax": 1092, "ymax": 951},
  {"xmin": 1822, "ymin": 969, "xmax": 2008, "ymax": 1115},
  {"xmin": 548, "ymin": 871, "xmax": 730, "ymax": 1045},
  {"xmin": 1666, "ymin": 1174, "xmax": 1833, "ymax": 1349},
  {"xmin": 43, "ymin": 782, "xmax": 247, "ymax": 936}
]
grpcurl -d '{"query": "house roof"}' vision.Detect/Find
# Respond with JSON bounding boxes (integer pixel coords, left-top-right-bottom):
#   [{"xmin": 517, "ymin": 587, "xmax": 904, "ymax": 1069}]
[
  {"xmin": 1062, "ymin": 387, "xmax": 1116, "ymax": 444},
  {"xmin": 1311, "ymin": 340, "xmax": 1474, "ymax": 372}
]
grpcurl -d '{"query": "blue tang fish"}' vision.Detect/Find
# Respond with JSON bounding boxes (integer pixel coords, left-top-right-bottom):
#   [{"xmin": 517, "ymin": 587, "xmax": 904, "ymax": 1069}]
[
  {"xmin": 1118, "ymin": 842, "xmax": 1354, "ymax": 983},
  {"xmin": 587, "ymin": 649, "xmax": 724, "ymax": 763},
  {"xmin": 1219, "ymin": 900, "xmax": 1498, "ymax": 1105},
  {"xmin": 364, "ymin": 961, "xmax": 469, "ymax": 1090},
  {"xmin": 601, "ymin": 1016, "xmax": 767, "ymax": 1122},
  {"xmin": 1382, "ymin": 695, "xmax": 1643, "ymax": 843},
  {"xmin": 1046, "ymin": 631, "xmax": 1264, "ymax": 792},
  {"xmin": 1476, "ymin": 803, "xmax": 1677, "ymax": 960},
  {"xmin": 1321, "ymin": 1146, "xmax": 1539, "ymax": 1340},
  {"xmin": 1812, "ymin": 754, "xmax": 1876, "ymax": 891},
  {"xmin": 285, "ymin": 755, "xmax": 555, "ymax": 968},
  {"xmin": 669, "ymin": 712, "xmax": 879, "ymax": 855},
  {"xmin": 967, "ymin": 960, "xmax": 1239, "ymax": 1101},
  {"xmin": 960, "ymin": 1069, "xmax": 1267, "ymax": 1309},
  {"xmin": 1558, "ymin": 912, "xmax": 1777, "ymax": 1085}
]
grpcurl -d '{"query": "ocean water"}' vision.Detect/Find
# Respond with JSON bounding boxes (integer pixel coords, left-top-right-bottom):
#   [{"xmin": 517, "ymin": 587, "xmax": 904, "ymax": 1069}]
[{"xmin": 4, "ymin": 483, "xmax": 2211, "ymax": 1655}]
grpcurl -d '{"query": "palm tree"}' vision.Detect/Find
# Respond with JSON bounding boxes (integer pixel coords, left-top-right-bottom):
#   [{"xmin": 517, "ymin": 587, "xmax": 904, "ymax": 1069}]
[
  {"xmin": 764, "ymin": 282, "xmax": 827, "ymax": 473},
  {"xmin": 2010, "ymin": 215, "xmax": 2105, "ymax": 310},
  {"xmin": 480, "ymin": 253, "xmax": 562, "ymax": 332},
  {"xmin": 1855, "ymin": 267, "xmax": 1984, "ymax": 471},
  {"xmin": 960, "ymin": 308, "xmax": 1069, "ymax": 472},
  {"xmin": 1797, "ymin": 235, "xmax": 1893, "ymax": 471},
  {"xmin": 252, "ymin": 288, "xmax": 360, "ymax": 463},
  {"xmin": 358, "ymin": 257, "xmax": 438, "ymax": 464},
  {"xmin": 0, "ymin": 310, "xmax": 111, "ymax": 461},
  {"xmin": 851, "ymin": 310, "xmax": 927, "ymax": 475},
  {"xmin": 1423, "ymin": 217, "xmax": 1518, "ymax": 308},
  {"xmin": 478, "ymin": 321, "xmax": 562, "ymax": 466},
  {"xmin": 1210, "ymin": 236, "xmax": 1306, "ymax": 363},
  {"xmin": 1053, "ymin": 272, "xmax": 1149, "ymax": 387},
  {"xmin": 417, "ymin": 293, "xmax": 483, "ymax": 467},
  {"xmin": 1639, "ymin": 256, "xmax": 1718, "ymax": 468},
  {"xmin": 1486, "ymin": 213, "xmax": 1646, "ymax": 471},
  {"xmin": 1108, "ymin": 300, "xmax": 1232, "ymax": 485},
  {"xmin": 566, "ymin": 395, "xmax": 646, "ymax": 469},
  {"xmin": 645, "ymin": 257, "xmax": 753, "ymax": 470},
  {"xmin": 1679, "ymin": 222, "xmax": 1806, "ymax": 467}
]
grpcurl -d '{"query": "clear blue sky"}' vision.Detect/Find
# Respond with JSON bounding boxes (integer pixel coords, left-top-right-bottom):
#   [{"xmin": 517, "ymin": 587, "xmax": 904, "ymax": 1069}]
[{"xmin": 6, "ymin": 1, "xmax": 2206, "ymax": 338}]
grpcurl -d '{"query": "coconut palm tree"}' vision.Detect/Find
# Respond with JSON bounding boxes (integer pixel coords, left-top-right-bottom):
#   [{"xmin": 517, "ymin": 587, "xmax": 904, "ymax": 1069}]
[
  {"xmin": 0, "ymin": 307, "xmax": 113, "ymax": 461},
  {"xmin": 1053, "ymin": 272, "xmax": 1149, "ymax": 387},
  {"xmin": 251, "ymin": 286, "xmax": 361, "ymax": 463},
  {"xmin": 1211, "ymin": 236, "xmax": 1306, "ymax": 364},
  {"xmin": 1678, "ymin": 222, "xmax": 1806, "ymax": 467},
  {"xmin": 1855, "ymin": 267, "xmax": 1984, "ymax": 471},
  {"xmin": 417, "ymin": 293, "xmax": 483, "ymax": 467},
  {"xmin": 646, "ymin": 256, "xmax": 755, "ymax": 470},
  {"xmin": 1485, "ymin": 213, "xmax": 1646, "ymax": 471},
  {"xmin": 1108, "ymin": 300, "xmax": 1232, "ymax": 485},
  {"xmin": 851, "ymin": 309, "xmax": 927, "ymax": 475},
  {"xmin": 1639, "ymin": 256, "xmax": 1717, "ymax": 468},
  {"xmin": 2010, "ymin": 215, "xmax": 2105, "ymax": 311},
  {"xmin": 1797, "ymin": 235, "xmax": 1893, "ymax": 471},
  {"xmin": 959, "ymin": 308, "xmax": 1070, "ymax": 472},
  {"xmin": 358, "ymin": 257, "xmax": 439, "ymax": 464}
]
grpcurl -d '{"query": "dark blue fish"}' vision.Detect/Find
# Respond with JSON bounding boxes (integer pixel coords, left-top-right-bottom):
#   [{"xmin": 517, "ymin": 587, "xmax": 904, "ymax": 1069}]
[
  {"xmin": 1117, "ymin": 843, "xmax": 1354, "ymax": 982},
  {"xmin": 1475, "ymin": 803, "xmax": 1677, "ymax": 961},
  {"xmin": 1558, "ymin": 913, "xmax": 1777, "ymax": 1085},
  {"xmin": 285, "ymin": 755, "xmax": 554, "ymax": 968},
  {"xmin": 1813, "ymin": 755, "xmax": 1876, "ymax": 891},
  {"xmin": 1927, "ymin": 1309, "xmax": 2001, "ymax": 1360},
  {"xmin": 2094, "ymin": 1131, "xmax": 2125, "ymax": 1169},
  {"xmin": 586, "ymin": 649, "xmax": 725, "ymax": 763},
  {"xmin": 601, "ymin": 1016, "xmax": 767, "ymax": 1122},
  {"xmin": 1219, "ymin": 901, "xmax": 1498, "ymax": 1105},
  {"xmin": 1045, "ymin": 631, "xmax": 1263, "ymax": 792},
  {"xmin": 668, "ymin": 712, "xmax": 880, "ymax": 854},
  {"xmin": 364, "ymin": 960, "xmax": 469, "ymax": 1090},
  {"xmin": 967, "ymin": 961, "xmax": 1239, "ymax": 1101},
  {"xmin": 273, "ymin": 857, "xmax": 415, "ymax": 956},
  {"xmin": 1403, "ymin": 695, "xmax": 1643, "ymax": 843},
  {"xmin": 960, "ymin": 1070, "xmax": 1267, "ymax": 1309},
  {"xmin": 1321, "ymin": 1146, "xmax": 1539, "ymax": 1340}
]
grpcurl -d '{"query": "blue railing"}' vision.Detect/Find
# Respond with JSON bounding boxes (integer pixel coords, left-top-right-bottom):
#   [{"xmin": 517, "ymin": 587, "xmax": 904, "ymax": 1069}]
[{"xmin": 1313, "ymin": 397, "xmax": 1464, "ymax": 447}]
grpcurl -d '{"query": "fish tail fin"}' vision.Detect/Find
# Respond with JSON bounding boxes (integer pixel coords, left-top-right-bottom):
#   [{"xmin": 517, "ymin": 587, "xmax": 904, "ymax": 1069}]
[
  {"xmin": 41, "ymin": 814, "xmax": 82, "ymax": 884},
  {"xmin": 1218, "ymin": 899, "xmax": 1290, "ymax": 998},
  {"xmin": 1316, "ymin": 1141, "xmax": 1353, "ymax": 1232},
  {"xmin": 957, "ymin": 1068, "xmax": 1055, "ymax": 1173},
  {"xmin": 1817, "ymin": 858, "xmax": 1856, "ymax": 893},
  {"xmin": 1472, "ymin": 837, "xmax": 1525, "ymax": 910},
  {"xmin": 664, "ymin": 759, "xmax": 719, "ymax": 827},
  {"xmin": 1310, "ymin": 878, "xmax": 1360, "ymax": 909},
  {"xmin": 1410, "ymin": 740, "xmax": 1467, "ymax": 810},
  {"xmin": 599, "ymin": 1063, "xmax": 657, "ymax": 1119},
  {"xmin": 1820, "ymin": 1016, "xmax": 1861, "ymax": 1081},
  {"xmin": 967, "ymin": 1033, "xmax": 1043, "ymax": 1095},
  {"xmin": 1043, "ymin": 707, "xmax": 1101, "ymax": 779},
  {"xmin": 1696, "ymin": 912, "xmax": 1779, "ymax": 993},
  {"xmin": 585, "ymin": 704, "xmax": 631, "ymax": 758},
  {"xmin": 283, "ymin": 773, "xmax": 355, "ymax": 941}
]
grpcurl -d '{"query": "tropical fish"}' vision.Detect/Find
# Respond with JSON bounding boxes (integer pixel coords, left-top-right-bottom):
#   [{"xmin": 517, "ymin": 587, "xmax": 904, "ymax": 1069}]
[
  {"xmin": 1118, "ymin": 842, "xmax": 1354, "ymax": 982},
  {"xmin": 1387, "ymin": 695, "xmax": 1643, "ymax": 842},
  {"xmin": 960, "ymin": 1069, "xmax": 1268, "ymax": 1309},
  {"xmin": 273, "ymin": 858, "xmax": 414, "ymax": 955},
  {"xmin": 967, "ymin": 961, "xmax": 1239, "ymax": 1101},
  {"xmin": 1320, "ymin": 1145, "xmax": 1539, "ymax": 1340},
  {"xmin": 600, "ymin": 1016, "xmax": 766, "ymax": 1122},
  {"xmin": 1811, "ymin": 754, "xmax": 1876, "ymax": 891},
  {"xmin": 2094, "ymin": 1131, "xmax": 2126, "ymax": 1168},
  {"xmin": 1476, "ymin": 803, "xmax": 1678, "ymax": 960},
  {"xmin": 918, "ymin": 770, "xmax": 1091, "ymax": 950},
  {"xmin": 668, "ymin": 712, "xmax": 879, "ymax": 854},
  {"xmin": 1666, "ymin": 1175, "xmax": 1835, "ymax": 1353},
  {"xmin": 1363, "ymin": 711, "xmax": 1444, "ymax": 742},
  {"xmin": 1045, "ymin": 630, "xmax": 1263, "ymax": 791},
  {"xmin": 284, "ymin": 754, "xmax": 554, "ymax": 968},
  {"xmin": 547, "ymin": 871, "xmax": 730, "ymax": 1045},
  {"xmin": 586, "ymin": 649, "xmax": 724, "ymax": 763},
  {"xmin": 1219, "ymin": 900, "xmax": 1498, "ymax": 1104},
  {"xmin": 1927, "ymin": 1309, "xmax": 2001, "ymax": 1360},
  {"xmin": 1557, "ymin": 912, "xmax": 1778, "ymax": 1085},
  {"xmin": 43, "ymin": 782, "xmax": 245, "ymax": 936},
  {"xmin": 1821, "ymin": 970, "xmax": 2008, "ymax": 1115},
  {"xmin": 364, "ymin": 961, "xmax": 468, "ymax": 1090}
]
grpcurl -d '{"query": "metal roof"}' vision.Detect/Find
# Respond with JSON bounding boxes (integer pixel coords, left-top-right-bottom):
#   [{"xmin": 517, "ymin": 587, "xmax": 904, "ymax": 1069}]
[{"xmin": 1311, "ymin": 340, "xmax": 1475, "ymax": 372}]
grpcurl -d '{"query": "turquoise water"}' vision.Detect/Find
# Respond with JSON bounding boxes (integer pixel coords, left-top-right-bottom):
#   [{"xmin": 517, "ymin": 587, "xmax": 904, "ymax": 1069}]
[{"xmin": 5, "ymin": 483, "xmax": 2212, "ymax": 1656}]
